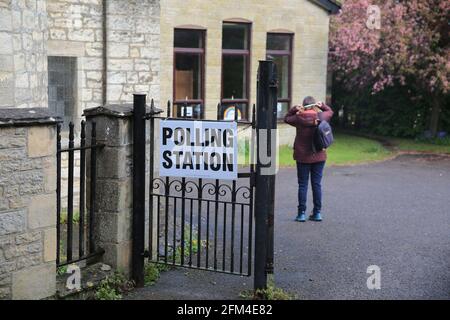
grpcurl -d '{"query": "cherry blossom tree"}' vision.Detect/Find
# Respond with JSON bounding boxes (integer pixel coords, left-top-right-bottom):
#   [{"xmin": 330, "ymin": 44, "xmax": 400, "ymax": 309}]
[{"xmin": 329, "ymin": 0, "xmax": 449, "ymax": 136}]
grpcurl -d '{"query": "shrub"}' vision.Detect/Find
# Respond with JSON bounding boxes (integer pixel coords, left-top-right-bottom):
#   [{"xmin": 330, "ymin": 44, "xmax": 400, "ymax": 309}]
[{"xmin": 94, "ymin": 272, "xmax": 134, "ymax": 300}]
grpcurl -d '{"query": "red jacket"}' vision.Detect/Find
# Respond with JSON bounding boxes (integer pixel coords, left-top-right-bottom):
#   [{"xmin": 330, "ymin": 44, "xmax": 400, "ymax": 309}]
[{"xmin": 284, "ymin": 104, "xmax": 334, "ymax": 163}]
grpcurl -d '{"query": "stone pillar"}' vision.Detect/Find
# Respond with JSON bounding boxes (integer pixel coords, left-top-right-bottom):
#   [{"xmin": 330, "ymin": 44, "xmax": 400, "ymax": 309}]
[
  {"xmin": 84, "ymin": 105, "xmax": 134, "ymax": 276},
  {"xmin": 84, "ymin": 102, "xmax": 160, "ymax": 277},
  {"xmin": 0, "ymin": 108, "xmax": 59, "ymax": 300}
]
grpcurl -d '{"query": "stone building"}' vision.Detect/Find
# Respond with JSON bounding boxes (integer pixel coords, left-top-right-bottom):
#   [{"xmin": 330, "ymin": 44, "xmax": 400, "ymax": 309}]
[
  {"xmin": 1, "ymin": 0, "xmax": 339, "ymax": 137},
  {"xmin": 160, "ymin": 0, "xmax": 340, "ymax": 145},
  {"xmin": 1, "ymin": 0, "xmax": 161, "ymax": 210},
  {"xmin": 0, "ymin": 0, "xmax": 48, "ymax": 109},
  {"xmin": 0, "ymin": 0, "xmax": 160, "ymax": 128}
]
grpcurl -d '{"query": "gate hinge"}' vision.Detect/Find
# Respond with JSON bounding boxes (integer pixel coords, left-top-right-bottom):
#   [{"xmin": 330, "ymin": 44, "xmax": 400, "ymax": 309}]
[
  {"xmin": 267, "ymin": 214, "xmax": 274, "ymax": 227},
  {"xmin": 250, "ymin": 172, "xmax": 257, "ymax": 187},
  {"xmin": 266, "ymin": 260, "xmax": 274, "ymax": 274}
]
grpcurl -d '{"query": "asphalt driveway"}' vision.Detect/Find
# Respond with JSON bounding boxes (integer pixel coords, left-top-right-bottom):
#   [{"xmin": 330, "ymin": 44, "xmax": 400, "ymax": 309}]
[{"xmin": 125, "ymin": 154, "xmax": 450, "ymax": 300}]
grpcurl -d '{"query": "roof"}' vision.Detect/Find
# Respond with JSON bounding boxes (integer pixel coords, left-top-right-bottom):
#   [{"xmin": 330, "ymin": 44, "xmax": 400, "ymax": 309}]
[{"xmin": 309, "ymin": 0, "xmax": 341, "ymax": 14}]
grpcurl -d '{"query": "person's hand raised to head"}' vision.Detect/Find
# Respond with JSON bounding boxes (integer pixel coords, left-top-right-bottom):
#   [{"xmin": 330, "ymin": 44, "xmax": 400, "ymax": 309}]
[{"xmin": 296, "ymin": 105, "xmax": 305, "ymax": 115}]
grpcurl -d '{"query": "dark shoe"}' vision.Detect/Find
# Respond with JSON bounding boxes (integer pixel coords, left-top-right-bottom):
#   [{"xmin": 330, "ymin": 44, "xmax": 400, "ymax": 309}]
[
  {"xmin": 309, "ymin": 212, "xmax": 323, "ymax": 222},
  {"xmin": 295, "ymin": 212, "xmax": 306, "ymax": 222}
]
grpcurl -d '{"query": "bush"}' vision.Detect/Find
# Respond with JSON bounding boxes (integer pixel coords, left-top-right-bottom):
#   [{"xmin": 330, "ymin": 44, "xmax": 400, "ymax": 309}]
[
  {"xmin": 332, "ymin": 80, "xmax": 449, "ymax": 139},
  {"xmin": 414, "ymin": 136, "xmax": 450, "ymax": 146},
  {"xmin": 94, "ymin": 272, "xmax": 134, "ymax": 300},
  {"xmin": 240, "ymin": 277, "xmax": 295, "ymax": 300},
  {"xmin": 95, "ymin": 283, "xmax": 122, "ymax": 300},
  {"xmin": 144, "ymin": 262, "xmax": 165, "ymax": 286}
]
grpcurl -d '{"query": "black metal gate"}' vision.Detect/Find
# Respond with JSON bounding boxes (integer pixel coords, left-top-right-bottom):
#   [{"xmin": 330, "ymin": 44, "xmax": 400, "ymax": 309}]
[
  {"xmin": 56, "ymin": 121, "xmax": 104, "ymax": 267},
  {"xmin": 145, "ymin": 104, "xmax": 256, "ymax": 277},
  {"xmin": 132, "ymin": 61, "xmax": 278, "ymax": 292}
]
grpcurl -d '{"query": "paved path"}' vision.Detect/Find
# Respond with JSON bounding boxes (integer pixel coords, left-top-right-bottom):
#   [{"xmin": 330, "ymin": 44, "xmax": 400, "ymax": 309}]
[{"xmin": 125, "ymin": 154, "xmax": 450, "ymax": 300}]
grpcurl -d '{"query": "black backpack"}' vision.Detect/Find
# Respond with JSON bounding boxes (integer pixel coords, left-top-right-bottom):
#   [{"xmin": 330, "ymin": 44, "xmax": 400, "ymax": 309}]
[{"xmin": 312, "ymin": 120, "xmax": 334, "ymax": 153}]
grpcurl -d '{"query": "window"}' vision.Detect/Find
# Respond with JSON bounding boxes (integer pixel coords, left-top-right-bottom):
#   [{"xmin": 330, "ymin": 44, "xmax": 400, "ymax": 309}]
[
  {"xmin": 220, "ymin": 22, "xmax": 251, "ymax": 120},
  {"xmin": 48, "ymin": 56, "xmax": 77, "ymax": 130},
  {"xmin": 266, "ymin": 33, "xmax": 293, "ymax": 119},
  {"xmin": 173, "ymin": 29, "xmax": 205, "ymax": 118}
]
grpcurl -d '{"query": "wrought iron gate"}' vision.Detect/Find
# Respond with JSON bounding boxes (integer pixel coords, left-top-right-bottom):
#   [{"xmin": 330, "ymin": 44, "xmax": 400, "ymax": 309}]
[
  {"xmin": 56, "ymin": 121, "xmax": 104, "ymax": 267},
  {"xmin": 131, "ymin": 61, "xmax": 278, "ymax": 291},
  {"xmin": 144, "ymin": 103, "xmax": 256, "ymax": 277}
]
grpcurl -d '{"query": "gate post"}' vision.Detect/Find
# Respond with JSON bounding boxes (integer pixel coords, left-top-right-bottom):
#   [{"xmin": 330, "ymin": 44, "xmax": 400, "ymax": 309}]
[
  {"xmin": 254, "ymin": 61, "xmax": 278, "ymax": 294},
  {"xmin": 132, "ymin": 94, "xmax": 146, "ymax": 287}
]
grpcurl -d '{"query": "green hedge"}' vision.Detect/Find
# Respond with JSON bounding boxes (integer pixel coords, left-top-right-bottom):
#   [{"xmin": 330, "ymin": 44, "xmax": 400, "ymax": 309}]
[{"xmin": 331, "ymin": 81, "xmax": 450, "ymax": 139}]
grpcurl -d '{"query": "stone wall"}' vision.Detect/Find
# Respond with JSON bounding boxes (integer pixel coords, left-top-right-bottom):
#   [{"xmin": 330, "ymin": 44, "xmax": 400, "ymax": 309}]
[
  {"xmin": 0, "ymin": 0, "xmax": 161, "ymax": 123},
  {"xmin": 47, "ymin": 0, "xmax": 104, "ymax": 120},
  {"xmin": 47, "ymin": 0, "xmax": 161, "ymax": 119},
  {"xmin": 46, "ymin": 0, "xmax": 161, "ymax": 209},
  {"xmin": 0, "ymin": 108, "xmax": 58, "ymax": 300},
  {"xmin": 0, "ymin": 0, "xmax": 48, "ymax": 109},
  {"xmin": 60, "ymin": 148, "xmax": 80, "ymax": 209},
  {"xmin": 105, "ymin": 0, "xmax": 160, "ymax": 106}
]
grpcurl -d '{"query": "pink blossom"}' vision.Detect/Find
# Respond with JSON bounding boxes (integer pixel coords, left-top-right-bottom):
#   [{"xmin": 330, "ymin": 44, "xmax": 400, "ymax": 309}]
[{"xmin": 329, "ymin": 0, "xmax": 450, "ymax": 95}]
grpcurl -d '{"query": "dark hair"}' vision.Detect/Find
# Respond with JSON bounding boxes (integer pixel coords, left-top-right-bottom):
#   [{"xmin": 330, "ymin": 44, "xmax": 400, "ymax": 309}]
[{"xmin": 302, "ymin": 96, "xmax": 316, "ymax": 106}]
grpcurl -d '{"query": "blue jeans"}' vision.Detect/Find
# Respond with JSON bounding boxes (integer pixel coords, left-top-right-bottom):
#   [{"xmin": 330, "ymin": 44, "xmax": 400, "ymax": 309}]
[{"xmin": 296, "ymin": 161, "xmax": 325, "ymax": 214}]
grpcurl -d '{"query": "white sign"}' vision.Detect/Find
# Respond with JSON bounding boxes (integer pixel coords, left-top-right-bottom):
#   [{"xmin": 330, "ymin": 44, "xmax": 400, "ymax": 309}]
[
  {"xmin": 182, "ymin": 106, "xmax": 193, "ymax": 117},
  {"xmin": 159, "ymin": 120, "xmax": 238, "ymax": 180}
]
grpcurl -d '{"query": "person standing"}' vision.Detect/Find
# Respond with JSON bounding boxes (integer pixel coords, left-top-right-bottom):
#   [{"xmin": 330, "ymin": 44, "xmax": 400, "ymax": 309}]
[{"xmin": 284, "ymin": 96, "xmax": 334, "ymax": 222}]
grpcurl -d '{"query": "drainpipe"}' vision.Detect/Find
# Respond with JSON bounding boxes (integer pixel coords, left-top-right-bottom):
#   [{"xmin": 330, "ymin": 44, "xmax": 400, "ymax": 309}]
[{"xmin": 102, "ymin": 0, "xmax": 107, "ymax": 105}]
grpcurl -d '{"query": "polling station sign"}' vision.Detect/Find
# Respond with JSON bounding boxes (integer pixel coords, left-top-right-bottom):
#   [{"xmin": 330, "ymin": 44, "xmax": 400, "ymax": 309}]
[{"xmin": 159, "ymin": 120, "xmax": 238, "ymax": 180}]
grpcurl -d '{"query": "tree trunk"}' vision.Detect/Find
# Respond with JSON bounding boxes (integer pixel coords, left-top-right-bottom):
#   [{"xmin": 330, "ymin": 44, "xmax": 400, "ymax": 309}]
[{"xmin": 429, "ymin": 94, "xmax": 441, "ymax": 137}]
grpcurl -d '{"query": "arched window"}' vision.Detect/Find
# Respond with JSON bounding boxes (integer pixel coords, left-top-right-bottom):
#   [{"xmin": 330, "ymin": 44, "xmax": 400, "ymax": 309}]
[
  {"xmin": 220, "ymin": 21, "xmax": 251, "ymax": 120},
  {"xmin": 266, "ymin": 33, "xmax": 293, "ymax": 119},
  {"xmin": 173, "ymin": 28, "xmax": 206, "ymax": 119}
]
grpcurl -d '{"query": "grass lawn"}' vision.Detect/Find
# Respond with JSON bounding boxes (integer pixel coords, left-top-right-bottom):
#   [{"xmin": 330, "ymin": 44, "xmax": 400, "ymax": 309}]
[
  {"xmin": 389, "ymin": 138, "xmax": 450, "ymax": 154},
  {"xmin": 278, "ymin": 133, "xmax": 392, "ymax": 167}
]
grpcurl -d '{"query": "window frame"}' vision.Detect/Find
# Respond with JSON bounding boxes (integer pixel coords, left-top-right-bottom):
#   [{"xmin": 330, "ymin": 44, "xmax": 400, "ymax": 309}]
[
  {"xmin": 266, "ymin": 32, "xmax": 293, "ymax": 119},
  {"xmin": 48, "ymin": 56, "xmax": 78, "ymax": 131},
  {"xmin": 220, "ymin": 21, "xmax": 252, "ymax": 120},
  {"xmin": 173, "ymin": 28, "xmax": 206, "ymax": 119}
]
